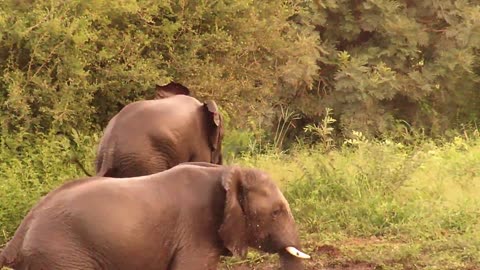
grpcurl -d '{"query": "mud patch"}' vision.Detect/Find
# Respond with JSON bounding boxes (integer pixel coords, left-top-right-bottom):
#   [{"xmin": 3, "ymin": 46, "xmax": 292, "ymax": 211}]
[
  {"xmin": 314, "ymin": 244, "xmax": 342, "ymax": 258},
  {"xmin": 221, "ymin": 244, "xmax": 377, "ymax": 270},
  {"xmin": 323, "ymin": 261, "xmax": 377, "ymax": 270},
  {"xmin": 223, "ymin": 261, "xmax": 377, "ymax": 270}
]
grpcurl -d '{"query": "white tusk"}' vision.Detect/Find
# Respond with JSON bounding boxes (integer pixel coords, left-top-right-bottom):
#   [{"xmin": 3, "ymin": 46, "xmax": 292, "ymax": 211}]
[{"xmin": 285, "ymin": 246, "xmax": 311, "ymax": 259}]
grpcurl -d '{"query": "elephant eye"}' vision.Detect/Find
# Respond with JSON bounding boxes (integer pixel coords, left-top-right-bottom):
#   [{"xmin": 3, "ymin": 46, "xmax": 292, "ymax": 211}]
[{"xmin": 272, "ymin": 208, "xmax": 282, "ymax": 217}]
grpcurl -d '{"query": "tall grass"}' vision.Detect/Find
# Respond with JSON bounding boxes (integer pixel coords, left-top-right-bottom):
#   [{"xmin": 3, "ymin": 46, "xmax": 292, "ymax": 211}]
[
  {"xmin": 1, "ymin": 129, "xmax": 479, "ymax": 268},
  {"xmin": 232, "ymin": 132, "xmax": 480, "ymax": 268},
  {"xmin": 237, "ymin": 136, "xmax": 480, "ymax": 239}
]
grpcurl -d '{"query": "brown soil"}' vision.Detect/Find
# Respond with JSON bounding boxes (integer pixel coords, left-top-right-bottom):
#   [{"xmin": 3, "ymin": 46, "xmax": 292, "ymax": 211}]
[{"xmin": 221, "ymin": 244, "xmax": 378, "ymax": 270}]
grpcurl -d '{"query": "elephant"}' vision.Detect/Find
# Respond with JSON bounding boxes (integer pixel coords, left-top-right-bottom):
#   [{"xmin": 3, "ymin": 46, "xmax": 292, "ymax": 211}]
[
  {"xmin": 0, "ymin": 162, "xmax": 310, "ymax": 270},
  {"xmin": 93, "ymin": 82, "xmax": 224, "ymax": 178}
]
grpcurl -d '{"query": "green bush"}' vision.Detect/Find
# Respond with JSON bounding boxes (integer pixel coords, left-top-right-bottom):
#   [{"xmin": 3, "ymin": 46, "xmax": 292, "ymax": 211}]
[
  {"xmin": 0, "ymin": 0, "xmax": 319, "ymax": 137},
  {"xmin": 2, "ymin": 0, "xmax": 479, "ymax": 144},
  {"xmin": 299, "ymin": 0, "xmax": 480, "ymax": 137},
  {"xmin": 235, "ymin": 134, "xmax": 480, "ymax": 240},
  {"xmin": 0, "ymin": 131, "xmax": 98, "ymax": 241}
]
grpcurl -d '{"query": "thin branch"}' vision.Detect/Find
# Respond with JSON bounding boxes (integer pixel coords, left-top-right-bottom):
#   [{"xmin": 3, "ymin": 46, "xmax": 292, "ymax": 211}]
[
  {"xmin": 26, "ymin": 31, "xmax": 49, "ymax": 79},
  {"xmin": 23, "ymin": 40, "xmax": 66, "ymax": 89}
]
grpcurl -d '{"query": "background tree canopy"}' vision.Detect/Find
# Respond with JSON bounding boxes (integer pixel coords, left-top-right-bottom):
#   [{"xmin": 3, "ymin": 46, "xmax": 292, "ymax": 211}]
[{"xmin": 1, "ymin": 0, "xmax": 479, "ymax": 143}]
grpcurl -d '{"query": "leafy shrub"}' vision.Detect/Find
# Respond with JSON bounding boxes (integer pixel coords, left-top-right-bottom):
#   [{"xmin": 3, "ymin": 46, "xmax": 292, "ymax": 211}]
[
  {"xmin": 236, "ymin": 134, "xmax": 480, "ymax": 240},
  {"xmin": 0, "ymin": 0, "xmax": 319, "ymax": 136},
  {"xmin": 0, "ymin": 131, "xmax": 98, "ymax": 241},
  {"xmin": 2, "ymin": 0, "xmax": 479, "ymax": 144}
]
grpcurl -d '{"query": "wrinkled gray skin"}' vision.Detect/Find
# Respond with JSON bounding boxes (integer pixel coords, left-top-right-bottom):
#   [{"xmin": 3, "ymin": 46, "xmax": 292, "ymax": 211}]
[
  {"xmin": 95, "ymin": 82, "xmax": 224, "ymax": 177},
  {"xmin": 0, "ymin": 163, "xmax": 306, "ymax": 270}
]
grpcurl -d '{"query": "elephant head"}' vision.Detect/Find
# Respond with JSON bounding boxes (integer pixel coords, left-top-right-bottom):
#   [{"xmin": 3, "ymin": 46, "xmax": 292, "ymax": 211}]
[
  {"xmin": 204, "ymin": 100, "xmax": 224, "ymax": 165},
  {"xmin": 155, "ymin": 82, "xmax": 191, "ymax": 99},
  {"xmin": 219, "ymin": 167, "xmax": 310, "ymax": 269}
]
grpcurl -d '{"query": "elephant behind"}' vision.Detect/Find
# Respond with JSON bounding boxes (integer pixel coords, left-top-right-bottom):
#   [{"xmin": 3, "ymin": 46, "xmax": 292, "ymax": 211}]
[
  {"xmin": 0, "ymin": 163, "xmax": 310, "ymax": 270},
  {"xmin": 95, "ymin": 82, "xmax": 224, "ymax": 177}
]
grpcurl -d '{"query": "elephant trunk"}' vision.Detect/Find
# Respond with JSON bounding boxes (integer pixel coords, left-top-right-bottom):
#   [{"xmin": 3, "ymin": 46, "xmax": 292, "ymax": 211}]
[
  {"xmin": 273, "ymin": 216, "xmax": 309, "ymax": 269},
  {"xmin": 279, "ymin": 249, "xmax": 305, "ymax": 270},
  {"xmin": 269, "ymin": 231, "xmax": 309, "ymax": 269}
]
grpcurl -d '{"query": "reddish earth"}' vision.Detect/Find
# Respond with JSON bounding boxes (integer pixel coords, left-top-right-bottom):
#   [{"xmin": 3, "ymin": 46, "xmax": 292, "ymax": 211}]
[{"xmin": 220, "ymin": 244, "xmax": 377, "ymax": 270}]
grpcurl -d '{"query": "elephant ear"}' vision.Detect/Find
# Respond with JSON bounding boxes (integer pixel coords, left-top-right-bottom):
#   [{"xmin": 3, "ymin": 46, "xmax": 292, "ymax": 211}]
[
  {"xmin": 204, "ymin": 100, "xmax": 222, "ymax": 149},
  {"xmin": 219, "ymin": 166, "xmax": 248, "ymax": 258},
  {"xmin": 155, "ymin": 82, "xmax": 190, "ymax": 99}
]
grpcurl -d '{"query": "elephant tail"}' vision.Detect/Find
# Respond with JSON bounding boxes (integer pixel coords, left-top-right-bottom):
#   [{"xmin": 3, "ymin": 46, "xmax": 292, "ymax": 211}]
[
  {"xmin": 70, "ymin": 155, "xmax": 93, "ymax": 177},
  {"xmin": 54, "ymin": 131, "xmax": 94, "ymax": 177}
]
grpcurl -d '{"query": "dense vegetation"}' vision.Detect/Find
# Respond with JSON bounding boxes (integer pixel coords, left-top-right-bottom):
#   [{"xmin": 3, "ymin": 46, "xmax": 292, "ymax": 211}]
[
  {"xmin": 1, "ymin": 0, "xmax": 480, "ymax": 269},
  {"xmin": 1, "ymin": 0, "xmax": 479, "ymax": 139},
  {"xmin": 1, "ymin": 131, "xmax": 479, "ymax": 269}
]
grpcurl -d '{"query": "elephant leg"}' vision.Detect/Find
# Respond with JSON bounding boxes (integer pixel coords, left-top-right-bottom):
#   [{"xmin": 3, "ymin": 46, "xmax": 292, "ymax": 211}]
[
  {"xmin": 14, "ymin": 259, "xmax": 98, "ymax": 270},
  {"xmin": 169, "ymin": 248, "xmax": 221, "ymax": 270},
  {"xmin": 16, "ymin": 246, "xmax": 99, "ymax": 270}
]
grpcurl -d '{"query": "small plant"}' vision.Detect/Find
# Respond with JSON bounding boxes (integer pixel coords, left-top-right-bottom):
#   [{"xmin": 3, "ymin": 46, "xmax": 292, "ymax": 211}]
[
  {"xmin": 343, "ymin": 130, "xmax": 369, "ymax": 147},
  {"xmin": 303, "ymin": 107, "xmax": 337, "ymax": 152},
  {"xmin": 273, "ymin": 105, "xmax": 301, "ymax": 151}
]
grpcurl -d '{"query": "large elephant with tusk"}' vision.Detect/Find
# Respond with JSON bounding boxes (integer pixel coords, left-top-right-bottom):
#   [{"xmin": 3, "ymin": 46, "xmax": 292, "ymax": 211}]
[{"xmin": 0, "ymin": 163, "xmax": 309, "ymax": 270}]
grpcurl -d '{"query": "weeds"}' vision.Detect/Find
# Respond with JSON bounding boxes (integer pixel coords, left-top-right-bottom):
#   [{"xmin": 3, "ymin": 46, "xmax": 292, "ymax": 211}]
[
  {"xmin": 1, "ymin": 130, "xmax": 479, "ymax": 269},
  {"xmin": 232, "ymin": 132, "xmax": 480, "ymax": 269},
  {"xmin": 273, "ymin": 105, "xmax": 301, "ymax": 150},
  {"xmin": 303, "ymin": 107, "xmax": 337, "ymax": 152}
]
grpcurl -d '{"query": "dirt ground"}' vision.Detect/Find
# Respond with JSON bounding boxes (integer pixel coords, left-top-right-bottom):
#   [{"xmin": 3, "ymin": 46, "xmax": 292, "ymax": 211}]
[{"xmin": 221, "ymin": 244, "xmax": 377, "ymax": 270}]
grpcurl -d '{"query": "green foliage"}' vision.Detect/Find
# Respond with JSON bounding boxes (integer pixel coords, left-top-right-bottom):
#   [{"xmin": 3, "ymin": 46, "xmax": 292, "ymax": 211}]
[
  {"xmin": 224, "ymin": 130, "xmax": 480, "ymax": 241},
  {"xmin": 1, "ymin": 0, "xmax": 479, "ymax": 142},
  {"xmin": 280, "ymin": 136, "xmax": 480, "ymax": 238},
  {"xmin": 1, "ymin": 131, "xmax": 480, "ymax": 269},
  {"xmin": 303, "ymin": 107, "xmax": 337, "ymax": 151},
  {"xmin": 0, "ymin": 0, "xmax": 320, "ymax": 136},
  {"xmin": 286, "ymin": 0, "xmax": 480, "ymax": 139},
  {"xmin": 231, "ymin": 133, "xmax": 480, "ymax": 269},
  {"xmin": 272, "ymin": 106, "xmax": 302, "ymax": 150},
  {"xmin": 0, "ymin": 132, "xmax": 98, "ymax": 241}
]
